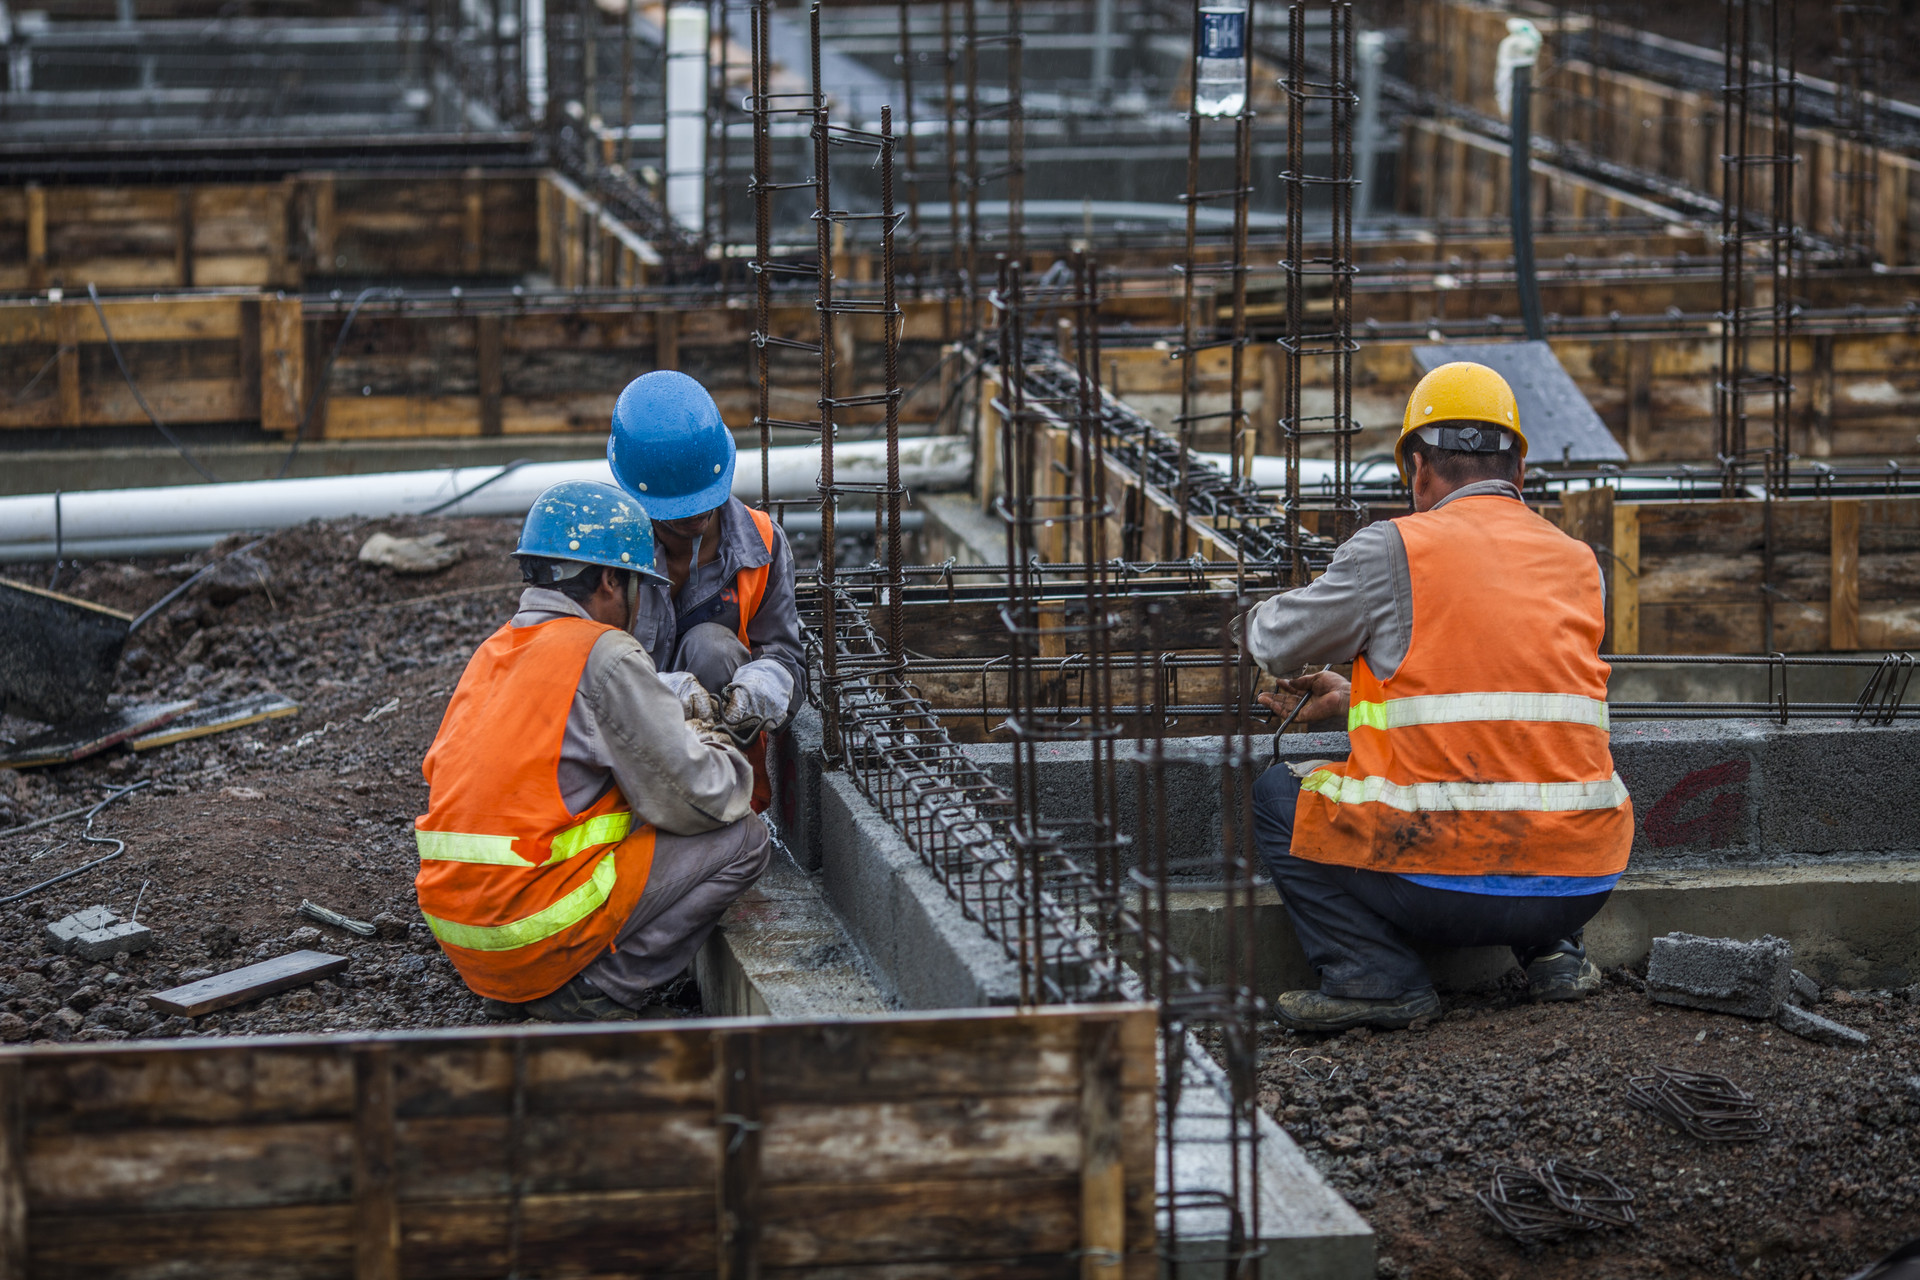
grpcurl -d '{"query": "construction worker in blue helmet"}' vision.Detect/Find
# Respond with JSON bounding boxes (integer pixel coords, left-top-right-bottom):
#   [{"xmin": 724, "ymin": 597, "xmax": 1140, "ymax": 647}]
[
  {"xmin": 607, "ymin": 370, "xmax": 806, "ymax": 811},
  {"xmin": 415, "ymin": 478, "xmax": 769, "ymax": 1022}
]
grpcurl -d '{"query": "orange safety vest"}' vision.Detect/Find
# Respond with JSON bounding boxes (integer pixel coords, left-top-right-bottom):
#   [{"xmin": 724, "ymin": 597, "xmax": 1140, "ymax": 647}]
[
  {"xmin": 1291, "ymin": 495, "xmax": 1633, "ymax": 878},
  {"xmin": 414, "ymin": 616, "xmax": 658, "ymax": 1002}
]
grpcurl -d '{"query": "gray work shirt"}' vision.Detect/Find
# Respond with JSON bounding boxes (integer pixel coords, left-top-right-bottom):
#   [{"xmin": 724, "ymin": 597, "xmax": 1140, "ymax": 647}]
[
  {"xmin": 629, "ymin": 496, "xmax": 808, "ymax": 723},
  {"xmin": 511, "ymin": 588, "xmax": 753, "ymax": 829},
  {"xmin": 1243, "ymin": 480, "xmax": 1594, "ymax": 680}
]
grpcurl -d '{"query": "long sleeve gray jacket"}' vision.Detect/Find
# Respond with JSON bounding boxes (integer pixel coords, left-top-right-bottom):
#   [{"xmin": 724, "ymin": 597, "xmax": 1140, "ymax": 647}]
[
  {"xmin": 513, "ymin": 588, "xmax": 754, "ymax": 832},
  {"xmin": 1242, "ymin": 481, "xmax": 1593, "ymax": 679},
  {"xmin": 628, "ymin": 497, "xmax": 808, "ymax": 725}
]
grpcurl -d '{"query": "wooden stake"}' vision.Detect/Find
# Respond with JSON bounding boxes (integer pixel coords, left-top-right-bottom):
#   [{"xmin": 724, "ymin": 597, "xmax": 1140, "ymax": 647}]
[
  {"xmin": 0, "ymin": 1061, "xmax": 23, "ymax": 1280},
  {"xmin": 1078, "ymin": 1018, "xmax": 1124, "ymax": 1279},
  {"xmin": 1611, "ymin": 501, "xmax": 1640, "ymax": 656},
  {"xmin": 715, "ymin": 1030, "xmax": 762, "ymax": 1280},
  {"xmin": 352, "ymin": 1045, "xmax": 400, "ymax": 1280},
  {"xmin": 25, "ymin": 186, "xmax": 46, "ymax": 294},
  {"xmin": 1830, "ymin": 498, "xmax": 1861, "ymax": 650}
]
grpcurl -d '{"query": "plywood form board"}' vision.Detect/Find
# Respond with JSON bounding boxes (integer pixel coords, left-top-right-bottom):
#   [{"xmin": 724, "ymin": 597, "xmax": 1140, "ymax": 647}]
[{"xmin": 0, "ymin": 1005, "xmax": 1157, "ymax": 1278}]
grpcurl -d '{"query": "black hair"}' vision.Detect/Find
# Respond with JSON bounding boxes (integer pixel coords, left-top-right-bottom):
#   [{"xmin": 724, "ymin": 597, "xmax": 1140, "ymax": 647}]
[
  {"xmin": 518, "ymin": 557, "xmax": 624, "ymax": 605},
  {"xmin": 1402, "ymin": 425, "xmax": 1522, "ymax": 487}
]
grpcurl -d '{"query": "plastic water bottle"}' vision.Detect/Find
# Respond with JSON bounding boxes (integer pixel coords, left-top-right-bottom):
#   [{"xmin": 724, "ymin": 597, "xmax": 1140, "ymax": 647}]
[{"xmin": 1194, "ymin": 1, "xmax": 1249, "ymax": 118}]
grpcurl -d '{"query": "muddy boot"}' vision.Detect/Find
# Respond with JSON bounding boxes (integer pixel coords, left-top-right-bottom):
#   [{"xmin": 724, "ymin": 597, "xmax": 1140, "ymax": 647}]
[
  {"xmin": 513, "ymin": 975, "xmax": 644, "ymax": 1023},
  {"xmin": 1525, "ymin": 950, "xmax": 1602, "ymax": 1002},
  {"xmin": 1273, "ymin": 987, "xmax": 1440, "ymax": 1032}
]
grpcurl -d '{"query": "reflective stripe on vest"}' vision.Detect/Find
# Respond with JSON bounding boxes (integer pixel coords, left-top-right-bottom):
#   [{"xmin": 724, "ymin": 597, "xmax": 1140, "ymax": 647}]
[
  {"xmin": 1301, "ymin": 768, "xmax": 1631, "ymax": 814},
  {"xmin": 1346, "ymin": 691, "xmax": 1609, "ymax": 733},
  {"xmin": 421, "ymin": 851, "xmax": 618, "ymax": 952},
  {"xmin": 416, "ymin": 809, "xmax": 634, "ymax": 868}
]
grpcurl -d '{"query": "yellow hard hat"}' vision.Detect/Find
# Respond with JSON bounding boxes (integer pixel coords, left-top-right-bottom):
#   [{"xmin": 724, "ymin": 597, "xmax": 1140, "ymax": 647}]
[{"xmin": 1394, "ymin": 361, "xmax": 1528, "ymax": 485}]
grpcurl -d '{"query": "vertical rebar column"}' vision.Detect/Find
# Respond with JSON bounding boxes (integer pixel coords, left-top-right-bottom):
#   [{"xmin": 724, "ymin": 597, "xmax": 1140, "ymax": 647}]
[
  {"xmin": 1279, "ymin": 0, "xmax": 1360, "ymax": 583},
  {"xmin": 750, "ymin": 0, "xmax": 774, "ymax": 508},
  {"xmin": 991, "ymin": 255, "xmax": 1123, "ymax": 1006},
  {"xmin": 942, "ymin": 0, "xmax": 963, "ymax": 327},
  {"xmin": 1173, "ymin": 0, "xmax": 1258, "ymax": 566},
  {"xmin": 1714, "ymin": 0, "xmax": 1796, "ymax": 502},
  {"xmin": 962, "ymin": 0, "xmax": 981, "ymax": 335},
  {"xmin": 881, "ymin": 106, "xmax": 906, "ymax": 662},
  {"xmin": 1831, "ymin": 0, "xmax": 1883, "ymax": 265},
  {"xmin": 619, "ymin": 0, "xmax": 636, "ymax": 169},
  {"xmin": 810, "ymin": 2, "xmax": 842, "ymax": 756}
]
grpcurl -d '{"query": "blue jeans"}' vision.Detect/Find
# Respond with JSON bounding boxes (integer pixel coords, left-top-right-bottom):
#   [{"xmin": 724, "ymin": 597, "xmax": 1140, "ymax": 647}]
[{"xmin": 1251, "ymin": 765, "xmax": 1610, "ymax": 999}]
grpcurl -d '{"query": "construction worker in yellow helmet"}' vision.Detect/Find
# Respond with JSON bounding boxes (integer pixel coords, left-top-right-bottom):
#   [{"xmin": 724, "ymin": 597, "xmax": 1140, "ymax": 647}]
[{"xmin": 1238, "ymin": 361, "xmax": 1634, "ymax": 1032}]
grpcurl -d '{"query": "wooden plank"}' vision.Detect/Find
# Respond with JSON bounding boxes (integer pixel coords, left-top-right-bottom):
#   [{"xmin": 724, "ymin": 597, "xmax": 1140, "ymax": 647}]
[
  {"xmin": 353, "ymin": 1046, "xmax": 399, "ymax": 1280},
  {"xmin": 463, "ymin": 169, "xmax": 485, "ymax": 276},
  {"xmin": 1557, "ymin": 486, "xmax": 1614, "ymax": 649},
  {"xmin": 24, "ymin": 187, "xmax": 45, "ymax": 295},
  {"xmin": 716, "ymin": 1029, "xmax": 763, "ymax": 1280},
  {"xmin": 1078, "ymin": 1018, "xmax": 1124, "ymax": 1280},
  {"xmin": 260, "ymin": 294, "xmax": 305, "ymax": 435},
  {"xmin": 24, "ymin": 1121, "xmax": 351, "ymax": 1213},
  {"xmin": 312, "ymin": 174, "xmax": 337, "ymax": 273},
  {"xmin": 1625, "ymin": 339, "xmax": 1653, "ymax": 461},
  {"xmin": 175, "ymin": 186, "xmax": 195, "ymax": 288},
  {"xmin": 0, "ymin": 1061, "xmax": 23, "ymax": 1280},
  {"xmin": 477, "ymin": 314, "xmax": 504, "ymax": 437},
  {"xmin": 147, "ymin": 951, "xmax": 350, "ymax": 1018},
  {"xmin": 54, "ymin": 303, "xmax": 81, "ymax": 430},
  {"xmin": 1611, "ymin": 502, "xmax": 1640, "ymax": 655},
  {"xmin": 1831, "ymin": 498, "xmax": 1861, "ymax": 650}
]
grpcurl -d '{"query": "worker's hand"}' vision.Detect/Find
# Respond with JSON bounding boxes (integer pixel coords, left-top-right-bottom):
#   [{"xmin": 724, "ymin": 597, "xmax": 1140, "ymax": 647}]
[
  {"xmin": 719, "ymin": 659, "xmax": 794, "ymax": 740},
  {"xmin": 1257, "ymin": 669, "xmax": 1351, "ymax": 726},
  {"xmin": 658, "ymin": 670, "xmax": 719, "ymax": 723}
]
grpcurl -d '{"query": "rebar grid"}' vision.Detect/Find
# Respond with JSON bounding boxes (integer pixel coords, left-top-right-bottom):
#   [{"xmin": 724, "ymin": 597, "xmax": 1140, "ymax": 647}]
[
  {"xmin": 1279, "ymin": 0, "xmax": 1362, "ymax": 585},
  {"xmin": 1714, "ymin": 0, "xmax": 1796, "ymax": 505},
  {"xmin": 1173, "ymin": 0, "xmax": 1259, "ymax": 565},
  {"xmin": 1830, "ymin": 0, "xmax": 1884, "ymax": 265}
]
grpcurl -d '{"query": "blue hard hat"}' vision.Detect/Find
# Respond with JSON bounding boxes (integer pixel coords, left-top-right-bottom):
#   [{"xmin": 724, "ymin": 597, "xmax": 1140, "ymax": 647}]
[
  {"xmin": 514, "ymin": 480, "xmax": 668, "ymax": 583},
  {"xmin": 607, "ymin": 370, "xmax": 736, "ymax": 520}
]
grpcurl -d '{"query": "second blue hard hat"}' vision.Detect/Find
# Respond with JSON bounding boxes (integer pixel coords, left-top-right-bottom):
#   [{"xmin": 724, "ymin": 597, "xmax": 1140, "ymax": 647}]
[
  {"xmin": 608, "ymin": 370, "xmax": 736, "ymax": 520},
  {"xmin": 514, "ymin": 479, "xmax": 668, "ymax": 583}
]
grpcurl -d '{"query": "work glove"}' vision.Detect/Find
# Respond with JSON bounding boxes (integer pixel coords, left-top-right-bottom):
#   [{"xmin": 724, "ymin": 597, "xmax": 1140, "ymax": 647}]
[
  {"xmin": 719, "ymin": 659, "xmax": 794, "ymax": 741},
  {"xmin": 657, "ymin": 669, "xmax": 720, "ymax": 724}
]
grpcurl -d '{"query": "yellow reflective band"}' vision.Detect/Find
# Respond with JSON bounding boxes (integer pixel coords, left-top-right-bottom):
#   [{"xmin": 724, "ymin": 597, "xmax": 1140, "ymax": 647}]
[
  {"xmin": 1347, "ymin": 692, "xmax": 1609, "ymax": 733},
  {"xmin": 422, "ymin": 853, "xmax": 619, "ymax": 952},
  {"xmin": 415, "ymin": 829, "xmax": 531, "ymax": 866},
  {"xmin": 1301, "ymin": 769, "xmax": 1630, "ymax": 814},
  {"xmin": 546, "ymin": 810, "xmax": 633, "ymax": 866}
]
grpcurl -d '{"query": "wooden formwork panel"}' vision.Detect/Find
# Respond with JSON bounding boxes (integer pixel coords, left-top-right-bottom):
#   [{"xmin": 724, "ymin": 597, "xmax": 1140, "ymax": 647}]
[
  {"xmin": 1554, "ymin": 490, "xmax": 1920, "ymax": 653},
  {"xmin": 0, "ymin": 1004, "xmax": 1157, "ymax": 1279}
]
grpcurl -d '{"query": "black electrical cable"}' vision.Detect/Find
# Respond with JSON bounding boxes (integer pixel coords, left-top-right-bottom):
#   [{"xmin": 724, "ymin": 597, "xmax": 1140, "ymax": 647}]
[
  {"xmin": 273, "ymin": 285, "xmax": 393, "ymax": 480},
  {"xmin": 85, "ymin": 284, "xmax": 221, "ymax": 483}
]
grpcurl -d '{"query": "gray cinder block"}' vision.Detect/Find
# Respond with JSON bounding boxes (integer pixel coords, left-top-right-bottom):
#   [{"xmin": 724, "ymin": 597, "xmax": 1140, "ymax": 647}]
[
  {"xmin": 1776, "ymin": 1002, "xmax": 1870, "ymax": 1047},
  {"xmin": 1789, "ymin": 969, "xmax": 1821, "ymax": 1007},
  {"xmin": 45, "ymin": 906, "xmax": 120, "ymax": 954},
  {"xmin": 71, "ymin": 921, "xmax": 154, "ymax": 961},
  {"xmin": 1646, "ymin": 932, "xmax": 1793, "ymax": 1019}
]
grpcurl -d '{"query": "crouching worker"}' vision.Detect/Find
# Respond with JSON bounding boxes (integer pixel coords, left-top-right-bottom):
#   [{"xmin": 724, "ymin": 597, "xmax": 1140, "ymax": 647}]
[
  {"xmin": 415, "ymin": 480, "xmax": 769, "ymax": 1022},
  {"xmin": 607, "ymin": 371, "xmax": 806, "ymax": 809},
  {"xmin": 1243, "ymin": 362, "xmax": 1633, "ymax": 1033}
]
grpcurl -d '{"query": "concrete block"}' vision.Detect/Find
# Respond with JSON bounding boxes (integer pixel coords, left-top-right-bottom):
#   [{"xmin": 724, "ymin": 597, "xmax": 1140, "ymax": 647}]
[
  {"xmin": 1757, "ymin": 721, "xmax": 1920, "ymax": 858},
  {"xmin": 1790, "ymin": 969, "xmax": 1821, "ymax": 1007},
  {"xmin": 1777, "ymin": 1002, "xmax": 1871, "ymax": 1047},
  {"xmin": 1646, "ymin": 932, "xmax": 1792, "ymax": 1019},
  {"xmin": 71, "ymin": 921, "xmax": 153, "ymax": 961},
  {"xmin": 771, "ymin": 705, "xmax": 827, "ymax": 871},
  {"xmin": 1608, "ymin": 721, "xmax": 1764, "ymax": 865},
  {"xmin": 44, "ymin": 906, "xmax": 119, "ymax": 954}
]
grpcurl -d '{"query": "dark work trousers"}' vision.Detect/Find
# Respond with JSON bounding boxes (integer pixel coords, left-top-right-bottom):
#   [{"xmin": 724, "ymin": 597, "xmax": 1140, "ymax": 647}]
[{"xmin": 1251, "ymin": 764, "xmax": 1611, "ymax": 999}]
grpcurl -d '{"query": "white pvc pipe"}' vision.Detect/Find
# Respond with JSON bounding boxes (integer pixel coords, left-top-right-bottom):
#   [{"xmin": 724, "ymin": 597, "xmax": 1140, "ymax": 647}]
[
  {"xmin": 0, "ymin": 437, "xmax": 972, "ymax": 561},
  {"xmin": 663, "ymin": 4, "xmax": 708, "ymax": 232}
]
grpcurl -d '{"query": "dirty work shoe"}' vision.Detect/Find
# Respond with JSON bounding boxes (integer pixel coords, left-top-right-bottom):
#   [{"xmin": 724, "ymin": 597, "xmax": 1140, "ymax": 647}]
[
  {"xmin": 1526, "ymin": 951, "xmax": 1603, "ymax": 1002},
  {"xmin": 1273, "ymin": 987, "xmax": 1440, "ymax": 1033},
  {"xmin": 480, "ymin": 997, "xmax": 527, "ymax": 1022},
  {"xmin": 513, "ymin": 975, "xmax": 644, "ymax": 1023}
]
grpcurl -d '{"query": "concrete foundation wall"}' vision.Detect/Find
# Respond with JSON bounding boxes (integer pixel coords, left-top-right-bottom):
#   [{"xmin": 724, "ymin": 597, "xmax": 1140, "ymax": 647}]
[{"xmin": 959, "ymin": 718, "xmax": 1920, "ymax": 872}]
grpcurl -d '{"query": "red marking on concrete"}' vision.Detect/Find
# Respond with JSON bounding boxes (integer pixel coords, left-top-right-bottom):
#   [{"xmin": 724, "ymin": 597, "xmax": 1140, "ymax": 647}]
[{"xmin": 1641, "ymin": 759, "xmax": 1751, "ymax": 848}]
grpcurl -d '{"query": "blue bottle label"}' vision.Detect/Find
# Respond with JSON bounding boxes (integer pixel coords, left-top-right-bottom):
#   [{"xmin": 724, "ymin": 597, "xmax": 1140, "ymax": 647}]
[{"xmin": 1200, "ymin": 9, "xmax": 1246, "ymax": 60}]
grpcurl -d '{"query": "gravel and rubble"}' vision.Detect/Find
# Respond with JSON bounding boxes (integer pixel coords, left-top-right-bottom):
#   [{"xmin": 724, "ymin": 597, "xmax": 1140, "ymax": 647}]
[
  {"xmin": 0, "ymin": 516, "xmax": 533, "ymax": 1041},
  {"xmin": 1260, "ymin": 973, "xmax": 1920, "ymax": 1280}
]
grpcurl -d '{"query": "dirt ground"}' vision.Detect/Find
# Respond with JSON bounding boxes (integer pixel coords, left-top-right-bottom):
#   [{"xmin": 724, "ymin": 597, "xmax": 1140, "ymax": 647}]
[
  {"xmin": 0, "ymin": 516, "xmax": 536, "ymax": 1040},
  {"xmin": 1262, "ymin": 976, "xmax": 1920, "ymax": 1280}
]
